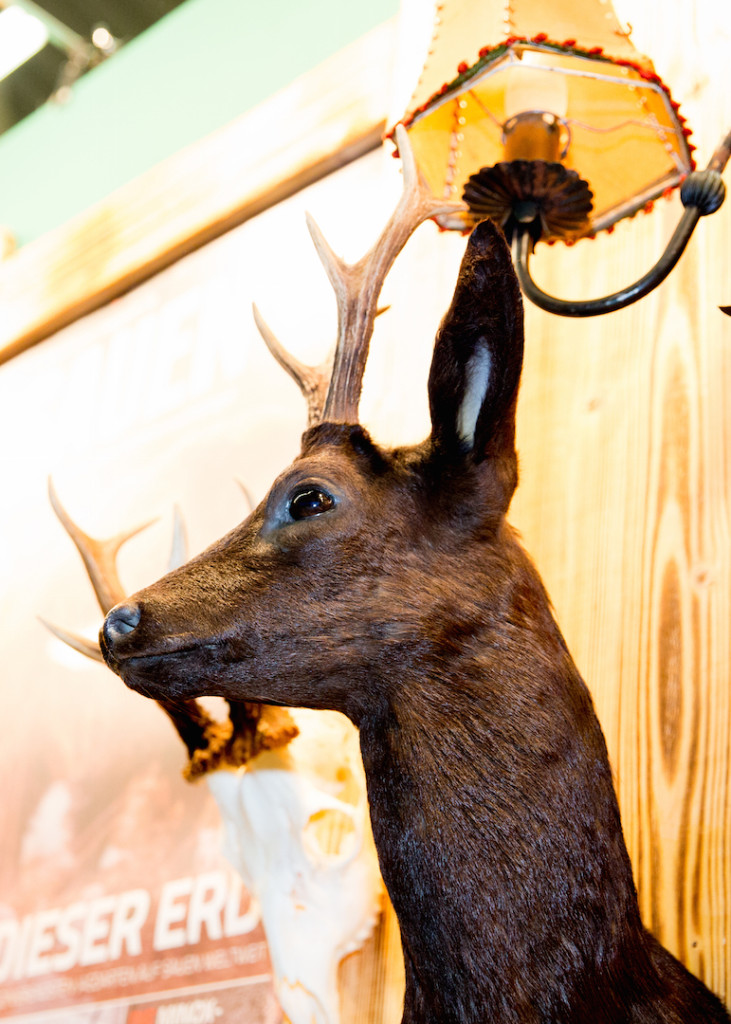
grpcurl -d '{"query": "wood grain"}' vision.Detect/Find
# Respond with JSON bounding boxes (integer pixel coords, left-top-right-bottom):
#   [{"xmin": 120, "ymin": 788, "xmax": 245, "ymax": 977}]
[{"xmin": 508, "ymin": 0, "xmax": 731, "ymax": 1000}]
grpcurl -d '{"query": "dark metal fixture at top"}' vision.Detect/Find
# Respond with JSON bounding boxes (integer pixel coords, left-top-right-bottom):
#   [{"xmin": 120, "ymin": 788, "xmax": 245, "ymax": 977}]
[{"xmin": 389, "ymin": 0, "xmax": 729, "ymax": 316}]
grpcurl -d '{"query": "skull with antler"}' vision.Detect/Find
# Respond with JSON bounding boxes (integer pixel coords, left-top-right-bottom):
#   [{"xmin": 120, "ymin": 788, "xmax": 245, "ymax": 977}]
[
  {"xmin": 47, "ymin": 128, "xmax": 465, "ymax": 1024},
  {"xmin": 45, "ymin": 486, "xmax": 383, "ymax": 1024}
]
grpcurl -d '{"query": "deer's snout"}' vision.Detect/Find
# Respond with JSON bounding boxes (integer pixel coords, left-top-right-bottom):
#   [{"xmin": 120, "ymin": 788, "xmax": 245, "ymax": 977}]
[
  {"xmin": 103, "ymin": 602, "xmax": 142, "ymax": 645},
  {"xmin": 101, "ymin": 601, "xmax": 143, "ymax": 673}
]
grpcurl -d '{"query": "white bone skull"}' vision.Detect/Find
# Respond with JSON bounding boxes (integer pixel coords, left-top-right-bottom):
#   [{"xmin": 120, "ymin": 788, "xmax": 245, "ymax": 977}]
[{"xmin": 206, "ymin": 708, "xmax": 383, "ymax": 1024}]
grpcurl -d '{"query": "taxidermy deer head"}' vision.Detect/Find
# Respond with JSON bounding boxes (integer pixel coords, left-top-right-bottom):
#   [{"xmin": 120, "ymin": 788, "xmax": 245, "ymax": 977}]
[
  {"xmin": 97, "ymin": 128, "xmax": 730, "ymax": 1022},
  {"xmin": 44, "ymin": 491, "xmax": 383, "ymax": 1024}
]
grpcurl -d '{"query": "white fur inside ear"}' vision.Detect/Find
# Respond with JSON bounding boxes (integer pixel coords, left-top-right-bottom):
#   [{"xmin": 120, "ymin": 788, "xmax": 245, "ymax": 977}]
[{"xmin": 457, "ymin": 340, "xmax": 492, "ymax": 448}]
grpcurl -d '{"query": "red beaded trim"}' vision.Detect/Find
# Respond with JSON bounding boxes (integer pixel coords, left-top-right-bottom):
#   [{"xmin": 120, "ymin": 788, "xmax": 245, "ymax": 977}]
[{"xmin": 387, "ymin": 34, "xmax": 695, "ymax": 170}]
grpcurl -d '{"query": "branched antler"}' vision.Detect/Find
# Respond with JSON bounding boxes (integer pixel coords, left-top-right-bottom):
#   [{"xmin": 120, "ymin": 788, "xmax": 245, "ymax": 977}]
[
  {"xmin": 253, "ymin": 124, "xmax": 467, "ymax": 426},
  {"xmin": 44, "ymin": 482, "xmax": 297, "ymax": 779},
  {"xmin": 48, "ymin": 478, "xmax": 153, "ymax": 615},
  {"xmin": 252, "ymin": 304, "xmax": 334, "ymax": 427}
]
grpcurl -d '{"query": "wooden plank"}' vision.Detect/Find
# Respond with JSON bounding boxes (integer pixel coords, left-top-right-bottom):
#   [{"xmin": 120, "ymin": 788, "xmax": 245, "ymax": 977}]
[
  {"xmin": 507, "ymin": 0, "xmax": 731, "ymax": 1001},
  {"xmin": 0, "ymin": 19, "xmax": 396, "ymax": 365}
]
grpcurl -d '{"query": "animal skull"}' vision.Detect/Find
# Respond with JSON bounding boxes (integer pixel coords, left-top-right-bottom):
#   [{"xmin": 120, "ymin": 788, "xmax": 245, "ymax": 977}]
[{"xmin": 208, "ymin": 708, "xmax": 383, "ymax": 1024}]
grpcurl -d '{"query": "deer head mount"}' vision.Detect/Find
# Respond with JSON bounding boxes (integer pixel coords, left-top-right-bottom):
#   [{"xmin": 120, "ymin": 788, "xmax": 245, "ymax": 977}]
[{"xmin": 95, "ymin": 129, "xmax": 729, "ymax": 1021}]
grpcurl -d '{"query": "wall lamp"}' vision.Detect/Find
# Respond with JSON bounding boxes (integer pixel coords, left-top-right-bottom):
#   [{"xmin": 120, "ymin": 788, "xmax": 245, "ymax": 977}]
[{"xmin": 389, "ymin": 0, "xmax": 729, "ymax": 316}]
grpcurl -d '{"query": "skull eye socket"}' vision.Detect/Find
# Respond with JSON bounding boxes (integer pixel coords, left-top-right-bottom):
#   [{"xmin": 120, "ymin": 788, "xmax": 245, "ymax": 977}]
[
  {"xmin": 303, "ymin": 808, "xmax": 358, "ymax": 864},
  {"xmin": 288, "ymin": 487, "xmax": 335, "ymax": 521}
]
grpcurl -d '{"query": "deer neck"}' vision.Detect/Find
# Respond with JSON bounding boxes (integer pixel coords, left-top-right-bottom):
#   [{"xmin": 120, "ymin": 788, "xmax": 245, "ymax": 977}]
[{"xmin": 356, "ymin": 555, "xmax": 645, "ymax": 1021}]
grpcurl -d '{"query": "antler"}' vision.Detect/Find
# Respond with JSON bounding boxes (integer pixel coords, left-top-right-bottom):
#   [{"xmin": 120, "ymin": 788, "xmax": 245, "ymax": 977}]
[
  {"xmin": 47, "ymin": 478, "xmax": 154, "ymax": 616},
  {"xmin": 252, "ymin": 305, "xmax": 334, "ymax": 427},
  {"xmin": 44, "ymin": 483, "xmax": 297, "ymax": 778},
  {"xmin": 254, "ymin": 125, "xmax": 467, "ymax": 425}
]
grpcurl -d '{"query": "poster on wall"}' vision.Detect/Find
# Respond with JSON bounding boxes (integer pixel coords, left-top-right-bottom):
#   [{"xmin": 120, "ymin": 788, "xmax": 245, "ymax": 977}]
[
  {"xmin": 0, "ymin": 148, "xmax": 460, "ymax": 1023},
  {"xmin": 0, "ymin": 170, "xmax": 307, "ymax": 1024}
]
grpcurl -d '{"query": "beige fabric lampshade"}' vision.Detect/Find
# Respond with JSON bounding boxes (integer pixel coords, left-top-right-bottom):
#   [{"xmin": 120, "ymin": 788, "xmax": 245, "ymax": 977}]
[{"xmin": 393, "ymin": 0, "xmax": 694, "ymax": 239}]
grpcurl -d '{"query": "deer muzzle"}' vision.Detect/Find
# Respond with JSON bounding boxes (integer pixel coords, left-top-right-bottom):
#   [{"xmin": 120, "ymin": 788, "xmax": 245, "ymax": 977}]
[
  {"xmin": 104, "ymin": 601, "xmax": 142, "ymax": 638},
  {"xmin": 100, "ymin": 599, "xmax": 210, "ymax": 685},
  {"xmin": 100, "ymin": 601, "xmax": 145, "ymax": 672}
]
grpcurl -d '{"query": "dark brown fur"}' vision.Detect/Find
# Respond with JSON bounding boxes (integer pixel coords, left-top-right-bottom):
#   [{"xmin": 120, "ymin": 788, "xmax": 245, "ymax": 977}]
[{"xmin": 100, "ymin": 221, "xmax": 730, "ymax": 1023}]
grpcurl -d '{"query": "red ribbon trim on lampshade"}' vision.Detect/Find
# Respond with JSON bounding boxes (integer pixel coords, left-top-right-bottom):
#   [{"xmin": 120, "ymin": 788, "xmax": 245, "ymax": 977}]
[{"xmin": 386, "ymin": 34, "xmax": 696, "ymax": 171}]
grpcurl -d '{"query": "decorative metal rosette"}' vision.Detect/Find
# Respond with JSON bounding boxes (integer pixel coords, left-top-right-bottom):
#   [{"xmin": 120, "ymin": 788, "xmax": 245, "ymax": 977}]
[{"xmin": 462, "ymin": 160, "xmax": 594, "ymax": 241}]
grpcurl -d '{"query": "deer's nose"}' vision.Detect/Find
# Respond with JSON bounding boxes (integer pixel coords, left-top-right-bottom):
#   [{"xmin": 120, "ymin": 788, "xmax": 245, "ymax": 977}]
[{"xmin": 103, "ymin": 602, "xmax": 142, "ymax": 643}]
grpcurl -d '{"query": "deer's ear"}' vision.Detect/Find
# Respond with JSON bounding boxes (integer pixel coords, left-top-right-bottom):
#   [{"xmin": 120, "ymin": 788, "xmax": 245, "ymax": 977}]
[{"xmin": 427, "ymin": 220, "xmax": 524, "ymax": 466}]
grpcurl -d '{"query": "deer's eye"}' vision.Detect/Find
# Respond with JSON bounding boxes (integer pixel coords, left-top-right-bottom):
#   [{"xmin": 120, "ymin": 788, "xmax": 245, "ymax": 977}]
[{"xmin": 288, "ymin": 487, "xmax": 335, "ymax": 521}]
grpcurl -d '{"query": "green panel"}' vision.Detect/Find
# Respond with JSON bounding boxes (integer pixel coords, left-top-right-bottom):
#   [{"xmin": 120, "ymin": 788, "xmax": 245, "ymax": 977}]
[{"xmin": 0, "ymin": 0, "xmax": 398, "ymax": 247}]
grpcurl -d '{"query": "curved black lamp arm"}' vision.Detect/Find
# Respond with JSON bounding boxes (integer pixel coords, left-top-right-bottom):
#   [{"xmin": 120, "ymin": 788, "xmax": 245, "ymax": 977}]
[{"xmin": 512, "ymin": 128, "xmax": 731, "ymax": 317}]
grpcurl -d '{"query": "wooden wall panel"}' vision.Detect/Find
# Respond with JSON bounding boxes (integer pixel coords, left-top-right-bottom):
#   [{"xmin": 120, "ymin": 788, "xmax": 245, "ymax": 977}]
[{"xmin": 505, "ymin": 0, "xmax": 731, "ymax": 1000}]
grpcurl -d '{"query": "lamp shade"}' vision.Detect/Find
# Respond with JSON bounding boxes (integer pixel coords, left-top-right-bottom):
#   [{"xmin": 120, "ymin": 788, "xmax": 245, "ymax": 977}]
[{"xmin": 391, "ymin": 0, "xmax": 694, "ymax": 240}]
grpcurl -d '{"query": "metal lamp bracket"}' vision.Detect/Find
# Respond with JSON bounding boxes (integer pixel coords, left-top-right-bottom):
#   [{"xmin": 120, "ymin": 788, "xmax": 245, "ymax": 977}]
[{"xmin": 511, "ymin": 127, "xmax": 730, "ymax": 316}]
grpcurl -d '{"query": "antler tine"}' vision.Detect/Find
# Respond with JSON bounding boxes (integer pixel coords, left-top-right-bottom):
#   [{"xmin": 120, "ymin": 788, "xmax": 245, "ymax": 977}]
[
  {"xmin": 168, "ymin": 505, "xmax": 188, "ymax": 572},
  {"xmin": 38, "ymin": 617, "xmax": 104, "ymax": 662},
  {"xmin": 312, "ymin": 123, "xmax": 467, "ymax": 424},
  {"xmin": 252, "ymin": 303, "xmax": 334, "ymax": 427},
  {"xmin": 48, "ymin": 478, "xmax": 155, "ymax": 615},
  {"xmin": 236, "ymin": 479, "xmax": 256, "ymax": 514},
  {"xmin": 252, "ymin": 127, "xmax": 463, "ymax": 428},
  {"xmin": 305, "ymin": 212, "xmax": 350, "ymax": 298}
]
